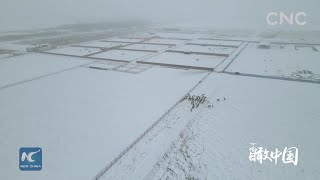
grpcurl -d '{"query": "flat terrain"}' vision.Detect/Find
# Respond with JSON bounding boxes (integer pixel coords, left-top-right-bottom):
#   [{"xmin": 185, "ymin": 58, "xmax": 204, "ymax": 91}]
[
  {"xmin": 103, "ymin": 73, "xmax": 320, "ymax": 179},
  {"xmin": 0, "ymin": 27, "xmax": 320, "ymax": 180},
  {"xmin": 0, "ymin": 63, "xmax": 206, "ymax": 179}
]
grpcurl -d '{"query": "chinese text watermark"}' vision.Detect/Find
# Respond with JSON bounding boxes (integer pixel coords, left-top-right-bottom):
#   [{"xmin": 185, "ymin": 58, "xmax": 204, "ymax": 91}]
[{"xmin": 249, "ymin": 143, "xmax": 298, "ymax": 166}]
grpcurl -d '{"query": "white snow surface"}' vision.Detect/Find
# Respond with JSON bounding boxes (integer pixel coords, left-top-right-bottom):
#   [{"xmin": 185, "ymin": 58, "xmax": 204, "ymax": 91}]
[
  {"xmin": 90, "ymin": 50, "xmax": 154, "ymax": 62},
  {"xmin": 121, "ymin": 44, "xmax": 171, "ymax": 51},
  {"xmin": 144, "ymin": 38, "xmax": 187, "ymax": 45},
  {"xmin": 87, "ymin": 63, "xmax": 120, "ymax": 70},
  {"xmin": 76, "ymin": 41, "xmax": 128, "ymax": 48},
  {"xmin": 105, "ymin": 37, "xmax": 144, "ymax": 43},
  {"xmin": 226, "ymin": 43, "xmax": 320, "ymax": 81},
  {"xmin": 0, "ymin": 53, "xmax": 12, "ymax": 59},
  {"xmin": 102, "ymin": 73, "xmax": 320, "ymax": 180},
  {"xmin": 47, "ymin": 46, "xmax": 101, "ymax": 56},
  {"xmin": 1, "ymin": 30, "xmax": 320, "ymax": 180},
  {"xmin": 191, "ymin": 39, "xmax": 243, "ymax": 46},
  {"xmin": 155, "ymin": 32, "xmax": 204, "ymax": 39},
  {"xmin": 143, "ymin": 52, "xmax": 225, "ymax": 69},
  {"xmin": 119, "ymin": 33, "xmax": 155, "ymax": 39},
  {"xmin": 173, "ymin": 44, "xmax": 236, "ymax": 55},
  {"xmin": 0, "ymin": 42, "xmax": 33, "ymax": 52},
  {"xmin": 0, "ymin": 53, "xmax": 93, "ymax": 88},
  {"xmin": 0, "ymin": 66, "xmax": 207, "ymax": 180}
]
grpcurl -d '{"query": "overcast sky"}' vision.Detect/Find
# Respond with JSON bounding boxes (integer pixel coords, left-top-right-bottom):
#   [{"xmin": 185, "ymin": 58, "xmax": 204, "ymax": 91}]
[{"xmin": 0, "ymin": 0, "xmax": 319, "ymax": 31}]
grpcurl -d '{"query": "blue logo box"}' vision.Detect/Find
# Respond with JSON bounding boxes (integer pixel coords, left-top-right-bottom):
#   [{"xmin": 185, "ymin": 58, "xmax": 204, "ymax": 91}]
[{"xmin": 19, "ymin": 147, "xmax": 42, "ymax": 171}]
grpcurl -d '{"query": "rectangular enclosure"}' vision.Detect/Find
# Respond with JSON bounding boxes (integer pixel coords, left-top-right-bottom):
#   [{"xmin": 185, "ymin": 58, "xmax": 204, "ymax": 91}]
[
  {"xmin": 46, "ymin": 46, "xmax": 101, "ymax": 56},
  {"xmin": 121, "ymin": 44, "xmax": 172, "ymax": 52},
  {"xmin": 139, "ymin": 52, "xmax": 225, "ymax": 70},
  {"xmin": 75, "ymin": 41, "xmax": 129, "ymax": 48},
  {"xmin": 170, "ymin": 44, "xmax": 236, "ymax": 56},
  {"xmin": 144, "ymin": 38, "xmax": 187, "ymax": 45},
  {"xmin": 104, "ymin": 37, "xmax": 144, "ymax": 43},
  {"xmin": 226, "ymin": 43, "xmax": 320, "ymax": 81},
  {"xmin": 90, "ymin": 49, "xmax": 154, "ymax": 62},
  {"xmin": 190, "ymin": 39, "xmax": 243, "ymax": 47},
  {"xmin": 0, "ymin": 53, "xmax": 92, "ymax": 88}
]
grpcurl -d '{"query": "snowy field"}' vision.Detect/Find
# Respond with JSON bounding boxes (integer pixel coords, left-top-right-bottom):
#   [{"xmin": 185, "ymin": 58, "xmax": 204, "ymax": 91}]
[
  {"xmin": 102, "ymin": 73, "xmax": 320, "ymax": 180},
  {"xmin": 201, "ymin": 30, "xmax": 259, "ymax": 41},
  {"xmin": 104, "ymin": 37, "xmax": 144, "ymax": 43},
  {"xmin": 0, "ymin": 53, "xmax": 12, "ymax": 59},
  {"xmin": 272, "ymin": 31, "xmax": 320, "ymax": 44},
  {"xmin": 0, "ymin": 53, "xmax": 92, "ymax": 88},
  {"xmin": 90, "ymin": 49, "xmax": 154, "ymax": 62},
  {"xmin": 0, "ymin": 65, "xmax": 207, "ymax": 180},
  {"xmin": 87, "ymin": 61, "xmax": 125, "ymax": 70},
  {"xmin": 47, "ymin": 46, "xmax": 101, "ymax": 56},
  {"xmin": 1, "ymin": 29, "xmax": 320, "ymax": 180},
  {"xmin": 76, "ymin": 41, "xmax": 129, "ymax": 48},
  {"xmin": 172, "ymin": 44, "xmax": 236, "ymax": 55},
  {"xmin": 119, "ymin": 33, "xmax": 155, "ymax": 39},
  {"xmin": 121, "ymin": 44, "xmax": 171, "ymax": 52},
  {"xmin": 226, "ymin": 43, "xmax": 320, "ymax": 81},
  {"xmin": 88, "ymin": 63, "xmax": 119, "ymax": 70},
  {"xmin": 143, "ymin": 38, "xmax": 187, "ymax": 45},
  {"xmin": 140, "ymin": 52, "xmax": 225, "ymax": 70},
  {"xmin": 190, "ymin": 39, "xmax": 243, "ymax": 47},
  {"xmin": 0, "ymin": 43, "xmax": 33, "ymax": 53},
  {"xmin": 155, "ymin": 32, "xmax": 204, "ymax": 39}
]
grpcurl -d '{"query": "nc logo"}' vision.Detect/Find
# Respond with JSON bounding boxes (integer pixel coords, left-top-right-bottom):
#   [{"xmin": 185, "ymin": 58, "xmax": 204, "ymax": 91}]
[
  {"xmin": 19, "ymin": 147, "xmax": 42, "ymax": 171},
  {"xmin": 266, "ymin": 12, "xmax": 307, "ymax": 26}
]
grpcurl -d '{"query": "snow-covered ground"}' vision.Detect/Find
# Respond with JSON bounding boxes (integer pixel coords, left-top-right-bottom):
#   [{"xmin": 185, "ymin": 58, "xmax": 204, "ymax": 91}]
[
  {"xmin": 76, "ymin": 41, "xmax": 129, "ymax": 48},
  {"xmin": 0, "ymin": 64, "xmax": 207, "ymax": 180},
  {"xmin": 102, "ymin": 73, "xmax": 320, "ymax": 180},
  {"xmin": 143, "ymin": 38, "xmax": 187, "ymax": 45},
  {"xmin": 121, "ymin": 44, "xmax": 171, "ymax": 52},
  {"xmin": 270, "ymin": 31, "xmax": 320, "ymax": 44},
  {"xmin": 119, "ymin": 33, "xmax": 155, "ymax": 39},
  {"xmin": 85, "ymin": 61, "xmax": 152, "ymax": 74},
  {"xmin": 0, "ymin": 53, "xmax": 93, "ymax": 88},
  {"xmin": 190, "ymin": 39, "xmax": 243, "ymax": 47},
  {"xmin": 0, "ymin": 42, "xmax": 33, "ymax": 53},
  {"xmin": 90, "ymin": 50, "xmax": 154, "ymax": 62},
  {"xmin": 226, "ymin": 43, "xmax": 320, "ymax": 81},
  {"xmin": 1, "ymin": 29, "xmax": 320, "ymax": 180},
  {"xmin": 155, "ymin": 32, "xmax": 205, "ymax": 39},
  {"xmin": 172, "ymin": 44, "xmax": 236, "ymax": 55},
  {"xmin": 47, "ymin": 46, "xmax": 101, "ymax": 56},
  {"xmin": 104, "ymin": 37, "xmax": 144, "ymax": 43},
  {"xmin": 141, "ymin": 52, "xmax": 225, "ymax": 70},
  {"xmin": 0, "ymin": 53, "xmax": 13, "ymax": 59},
  {"xmin": 87, "ymin": 61, "xmax": 125, "ymax": 70}
]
